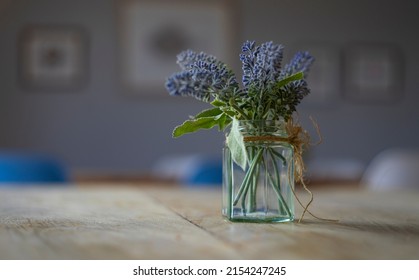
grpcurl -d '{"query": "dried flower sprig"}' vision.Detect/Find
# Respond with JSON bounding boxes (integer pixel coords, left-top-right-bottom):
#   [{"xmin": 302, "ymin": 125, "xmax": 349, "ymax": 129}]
[
  {"xmin": 166, "ymin": 50, "xmax": 240, "ymax": 103},
  {"xmin": 165, "ymin": 40, "xmax": 314, "ymax": 138}
]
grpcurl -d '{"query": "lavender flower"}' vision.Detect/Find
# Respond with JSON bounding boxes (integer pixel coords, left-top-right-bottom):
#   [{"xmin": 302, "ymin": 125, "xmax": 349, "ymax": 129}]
[
  {"xmin": 254, "ymin": 41, "xmax": 284, "ymax": 86},
  {"xmin": 166, "ymin": 71, "xmax": 212, "ymax": 101},
  {"xmin": 176, "ymin": 50, "xmax": 218, "ymax": 71},
  {"xmin": 166, "ymin": 40, "xmax": 314, "ymax": 127},
  {"xmin": 240, "ymin": 41, "xmax": 284, "ymax": 89},
  {"xmin": 239, "ymin": 40, "xmax": 258, "ymax": 87},
  {"xmin": 283, "ymin": 80, "xmax": 310, "ymax": 106},
  {"xmin": 280, "ymin": 51, "xmax": 314, "ymax": 79},
  {"xmin": 165, "ymin": 50, "xmax": 239, "ymax": 102}
]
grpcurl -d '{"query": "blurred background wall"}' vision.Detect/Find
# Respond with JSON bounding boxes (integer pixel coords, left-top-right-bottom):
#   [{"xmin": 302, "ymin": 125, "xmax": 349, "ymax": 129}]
[{"xmin": 0, "ymin": 0, "xmax": 418, "ymax": 182}]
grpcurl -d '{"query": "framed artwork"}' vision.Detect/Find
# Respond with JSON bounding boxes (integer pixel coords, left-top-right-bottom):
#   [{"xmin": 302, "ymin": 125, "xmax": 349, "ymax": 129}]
[
  {"xmin": 344, "ymin": 43, "xmax": 404, "ymax": 103},
  {"xmin": 116, "ymin": 0, "xmax": 238, "ymax": 96},
  {"xmin": 18, "ymin": 25, "xmax": 88, "ymax": 91}
]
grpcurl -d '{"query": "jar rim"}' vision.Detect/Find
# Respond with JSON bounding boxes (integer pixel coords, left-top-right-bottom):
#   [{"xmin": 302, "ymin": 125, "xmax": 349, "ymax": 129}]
[{"xmin": 236, "ymin": 119, "xmax": 288, "ymax": 137}]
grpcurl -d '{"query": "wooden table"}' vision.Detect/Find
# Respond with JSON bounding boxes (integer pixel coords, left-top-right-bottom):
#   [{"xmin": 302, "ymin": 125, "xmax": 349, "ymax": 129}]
[{"xmin": 0, "ymin": 184, "xmax": 418, "ymax": 259}]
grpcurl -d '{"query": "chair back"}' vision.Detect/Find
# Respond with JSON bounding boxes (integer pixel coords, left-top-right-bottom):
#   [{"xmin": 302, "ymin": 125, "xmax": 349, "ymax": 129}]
[
  {"xmin": 0, "ymin": 152, "xmax": 68, "ymax": 184},
  {"xmin": 361, "ymin": 148, "xmax": 419, "ymax": 190}
]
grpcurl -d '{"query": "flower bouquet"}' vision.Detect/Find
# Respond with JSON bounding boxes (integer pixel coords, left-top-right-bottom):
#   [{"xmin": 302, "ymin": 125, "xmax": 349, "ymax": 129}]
[{"xmin": 165, "ymin": 40, "xmax": 314, "ymax": 223}]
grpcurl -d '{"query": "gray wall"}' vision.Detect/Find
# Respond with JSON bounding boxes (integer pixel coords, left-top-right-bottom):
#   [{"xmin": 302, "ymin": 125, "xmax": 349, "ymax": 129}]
[{"xmin": 1, "ymin": 0, "xmax": 418, "ymax": 177}]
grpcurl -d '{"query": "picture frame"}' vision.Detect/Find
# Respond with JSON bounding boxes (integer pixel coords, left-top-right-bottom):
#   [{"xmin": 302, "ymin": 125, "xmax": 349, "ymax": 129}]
[
  {"xmin": 18, "ymin": 25, "xmax": 88, "ymax": 91},
  {"xmin": 115, "ymin": 0, "xmax": 238, "ymax": 96},
  {"xmin": 343, "ymin": 43, "xmax": 404, "ymax": 103}
]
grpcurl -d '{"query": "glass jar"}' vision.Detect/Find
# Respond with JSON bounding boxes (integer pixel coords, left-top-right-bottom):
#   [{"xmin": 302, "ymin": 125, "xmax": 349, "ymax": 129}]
[{"xmin": 222, "ymin": 120, "xmax": 295, "ymax": 223}]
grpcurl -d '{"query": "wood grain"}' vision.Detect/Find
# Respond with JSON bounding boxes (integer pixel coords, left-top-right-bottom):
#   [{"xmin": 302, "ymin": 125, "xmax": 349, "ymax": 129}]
[
  {"xmin": 147, "ymin": 186, "xmax": 419, "ymax": 259},
  {"xmin": 1, "ymin": 184, "xmax": 419, "ymax": 259},
  {"xmin": 0, "ymin": 186, "xmax": 238, "ymax": 259}
]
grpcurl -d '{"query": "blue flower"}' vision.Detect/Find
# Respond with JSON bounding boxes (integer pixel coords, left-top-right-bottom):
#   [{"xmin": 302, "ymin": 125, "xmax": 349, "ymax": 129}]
[
  {"xmin": 286, "ymin": 80, "xmax": 310, "ymax": 100},
  {"xmin": 257, "ymin": 41, "xmax": 284, "ymax": 82},
  {"xmin": 166, "ymin": 41, "xmax": 314, "ymax": 121},
  {"xmin": 240, "ymin": 41, "xmax": 284, "ymax": 89},
  {"xmin": 176, "ymin": 50, "xmax": 218, "ymax": 71},
  {"xmin": 240, "ymin": 40, "xmax": 258, "ymax": 87},
  {"xmin": 166, "ymin": 50, "xmax": 240, "ymax": 102},
  {"xmin": 280, "ymin": 51, "xmax": 314, "ymax": 79},
  {"xmin": 166, "ymin": 71, "xmax": 211, "ymax": 101}
]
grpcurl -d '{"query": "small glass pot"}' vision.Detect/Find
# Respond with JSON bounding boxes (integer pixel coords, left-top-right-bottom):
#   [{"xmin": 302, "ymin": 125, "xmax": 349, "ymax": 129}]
[{"xmin": 222, "ymin": 120, "xmax": 295, "ymax": 223}]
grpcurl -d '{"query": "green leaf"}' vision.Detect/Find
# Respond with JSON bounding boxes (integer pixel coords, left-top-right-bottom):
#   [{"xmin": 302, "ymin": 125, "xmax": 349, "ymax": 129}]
[
  {"xmin": 194, "ymin": 107, "xmax": 223, "ymax": 119},
  {"xmin": 210, "ymin": 99, "xmax": 226, "ymax": 107},
  {"xmin": 275, "ymin": 71, "xmax": 304, "ymax": 88},
  {"xmin": 226, "ymin": 119, "xmax": 247, "ymax": 170},
  {"xmin": 173, "ymin": 115, "xmax": 222, "ymax": 138},
  {"xmin": 217, "ymin": 113, "xmax": 232, "ymax": 131}
]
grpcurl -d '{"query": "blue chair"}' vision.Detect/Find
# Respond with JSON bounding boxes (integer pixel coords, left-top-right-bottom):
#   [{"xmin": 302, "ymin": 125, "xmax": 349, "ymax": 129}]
[
  {"xmin": 183, "ymin": 158, "xmax": 222, "ymax": 186},
  {"xmin": 153, "ymin": 154, "xmax": 222, "ymax": 187},
  {"xmin": 0, "ymin": 152, "xmax": 68, "ymax": 184}
]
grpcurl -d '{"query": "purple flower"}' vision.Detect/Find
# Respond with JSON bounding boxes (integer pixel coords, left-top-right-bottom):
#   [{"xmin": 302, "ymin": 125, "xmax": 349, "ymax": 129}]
[
  {"xmin": 176, "ymin": 50, "xmax": 218, "ymax": 71},
  {"xmin": 240, "ymin": 41, "xmax": 284, "ymax": 89},
  {"xmin": 166, "ymin": 71, "xmax": 211, "ymax": 101},
  {"xmin": 165, "ymin": 41, "xmax": 314, "ymax": 122},
  {"xmin": 280, "ymin": 51, "xmax": 314, "ymax": 79},
  {"xmin": 240, "ymin": 40, "xmax": 258, "ymax": 87},
  {"xmin": 165, "ymin": 50, "xmax": 239, "ymax": 102}
]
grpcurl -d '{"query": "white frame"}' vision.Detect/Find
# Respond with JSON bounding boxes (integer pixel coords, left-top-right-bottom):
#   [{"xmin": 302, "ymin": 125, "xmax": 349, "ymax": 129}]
[
  {"xmin": 116, "ymin": 0, "xmax": 237, "ymax": 95},
  {"xmin": 344, "ymin": 43, "xmax": 403, "ymax": 103},
  {"xmin": 19, "ymin": 25, "xmax": 88, "ymax": 90}
]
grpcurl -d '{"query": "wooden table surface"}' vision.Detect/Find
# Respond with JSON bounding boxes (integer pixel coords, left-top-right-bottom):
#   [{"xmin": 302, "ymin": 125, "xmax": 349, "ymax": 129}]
[{"xmin": 0, "ymin": 184, "xmax": 418, "ymax": 260}]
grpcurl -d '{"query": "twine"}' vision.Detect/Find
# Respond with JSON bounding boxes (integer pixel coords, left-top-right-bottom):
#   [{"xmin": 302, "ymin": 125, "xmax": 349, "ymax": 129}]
[{"xmin": 243, "ymin": 117, "xmax": 338, "ymax": 223}]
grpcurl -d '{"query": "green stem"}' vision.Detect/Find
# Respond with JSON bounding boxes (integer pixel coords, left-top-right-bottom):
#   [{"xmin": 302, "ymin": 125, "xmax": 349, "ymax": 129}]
[
  {"xmin": 240, "ymin": 147, "xmax": 254, "ymax": 213},
  {"xmin": 229, "ymin": 99, "xmax": 250, "ymax": 119},
  {"xmin": 270, "ymin": 148, "xmax": 287, "ymax": 165},
  {"xmin": 232, "ymin": 145, "xmax": 292, "ymax": 218},
  {"xmin": 225, "ymin": 147, "xmax": 233, "ymax": 217},
  {"xmin": 233, "ymin": 147, "xmax": 264, "ymax": 206},
  {"xmin": 266, "ymin": 148, "xmax": 292, "ymax": 217},
  {"xmin": 250, "ymin": 153, "xmax": 261, "ymax": 212}
]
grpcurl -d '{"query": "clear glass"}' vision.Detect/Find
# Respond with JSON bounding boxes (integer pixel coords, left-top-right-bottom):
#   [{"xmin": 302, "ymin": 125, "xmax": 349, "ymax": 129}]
[{"xmin": 222, "ymin": 120, "xmax": 295, "ymax": 223}]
